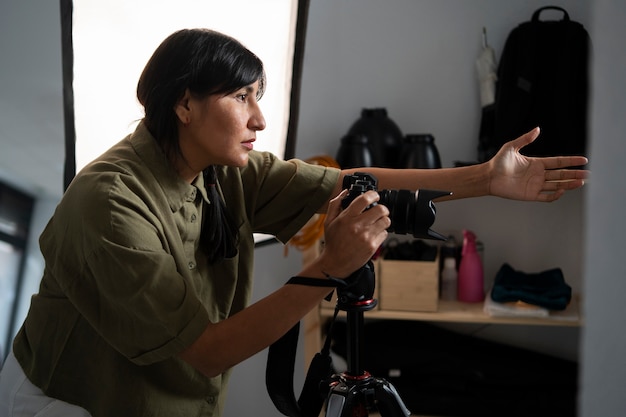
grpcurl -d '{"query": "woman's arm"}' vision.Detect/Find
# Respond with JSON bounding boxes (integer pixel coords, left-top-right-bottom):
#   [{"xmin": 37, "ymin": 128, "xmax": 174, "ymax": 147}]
[
  {"xmin": 179, "ymin": 190, "xmax": 390, "ymax": 377},
  {"xmin": 330, "ymin": 128, "xmax": 589, "ymax": 203},
  {"xmin": 179, "ymin": 129, "xmax": 589, "ymax": 377}
]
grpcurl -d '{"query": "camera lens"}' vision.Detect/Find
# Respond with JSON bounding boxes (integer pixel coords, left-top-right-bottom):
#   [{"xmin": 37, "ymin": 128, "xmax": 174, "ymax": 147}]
[
  {"xmin": 340, "ymin": 172, "xmax": 449, "ymax": 240},
  {"xmin": 379, "ymin": 189, "xmax": 416, "ymax": 235}
]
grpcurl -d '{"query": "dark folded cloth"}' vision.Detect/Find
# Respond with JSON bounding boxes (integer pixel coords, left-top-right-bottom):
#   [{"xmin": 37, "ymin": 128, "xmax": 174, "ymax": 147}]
[{"xmin": 491, "ymin": 263, "xmax": 572, "ymax": 310}]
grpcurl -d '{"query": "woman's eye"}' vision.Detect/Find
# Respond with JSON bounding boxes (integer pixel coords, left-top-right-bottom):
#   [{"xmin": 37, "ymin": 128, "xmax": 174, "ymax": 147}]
[{"xmin": 236, "ymin": 93, "xmax": 248, "ymax": 102}]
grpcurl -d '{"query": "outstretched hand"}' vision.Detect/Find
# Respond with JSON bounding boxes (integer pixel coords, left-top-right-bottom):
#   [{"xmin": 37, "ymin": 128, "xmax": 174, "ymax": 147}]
[{"xmin": 488, "ymin": 128, "xmax": 589, "ymax": 202}]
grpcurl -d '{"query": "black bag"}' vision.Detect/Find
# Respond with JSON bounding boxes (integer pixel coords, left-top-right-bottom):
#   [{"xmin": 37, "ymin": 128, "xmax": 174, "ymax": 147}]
[{"xmin": 479, "ymin": 6, "xmax": 591, "ymax": 161}]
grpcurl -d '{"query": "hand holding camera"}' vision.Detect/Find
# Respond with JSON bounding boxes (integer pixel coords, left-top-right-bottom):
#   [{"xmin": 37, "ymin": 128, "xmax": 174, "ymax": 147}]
[
  {"xmin": 319, "ymin": 187, "xmax": 390, "ymax": 280},
  {"xmin": 318, "ymin": 172, "xmax": 450, "ymax": 305}
]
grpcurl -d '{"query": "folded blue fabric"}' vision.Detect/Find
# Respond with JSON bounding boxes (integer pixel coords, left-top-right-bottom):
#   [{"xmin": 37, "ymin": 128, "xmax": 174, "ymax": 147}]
[{"xmin": 491, "ymin": 263, "xmax": 572, "ymax": 310}]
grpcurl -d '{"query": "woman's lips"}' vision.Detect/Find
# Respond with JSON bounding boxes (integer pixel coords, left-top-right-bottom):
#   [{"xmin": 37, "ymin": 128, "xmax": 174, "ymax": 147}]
[{"xmin": 242, "ymin": 139, "xmax": 255, "ymax": 150}]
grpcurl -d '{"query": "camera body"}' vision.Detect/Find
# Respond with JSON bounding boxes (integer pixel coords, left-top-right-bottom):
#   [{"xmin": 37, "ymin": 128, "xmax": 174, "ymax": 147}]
[{"xmin": 342, "ymin": 172, "xmax": 449, "ymax": 240}]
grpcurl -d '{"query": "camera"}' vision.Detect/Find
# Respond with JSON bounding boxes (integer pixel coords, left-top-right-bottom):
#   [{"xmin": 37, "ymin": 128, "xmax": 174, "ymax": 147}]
[{"xmin": 341, "ymin": 172, "xmax": 450, "ymax": 240}]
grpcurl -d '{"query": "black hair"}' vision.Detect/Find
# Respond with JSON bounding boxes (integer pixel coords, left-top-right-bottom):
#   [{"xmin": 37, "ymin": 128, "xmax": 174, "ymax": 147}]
[
  {"xmin": 137, "ymin": 28, "xmax": 265, "ymax": 157},
  {"xmin": 137, "ymin": 29, "xmax": 265, "ymax": 263}
]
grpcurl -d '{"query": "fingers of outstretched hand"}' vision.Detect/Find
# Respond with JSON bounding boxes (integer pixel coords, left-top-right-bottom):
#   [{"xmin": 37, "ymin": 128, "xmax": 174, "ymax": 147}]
[
  {"xmin": 542, "ymin": 179, "xmax": 586, "ymax": 195},
  {"xmin": 542, "ymin": 155, "xmax": 589, "ymax": 170},
  {"xmin": 538, "ymin": 175, "xmax": 586, "ymax": 201},
  {"xmin": 545, "ymin": 167, "xmax": 589, "ymax": 181},
  {"xmin": 509, "ymin": 127, "xmax": 541, "ymax": 151},
  {"xmin": 543, "ymin": 166, "xmax": 589, "ymax": 194},
  {"xmin": 536, "ymin": 189, "xmax": 565, "ymax": 202}
]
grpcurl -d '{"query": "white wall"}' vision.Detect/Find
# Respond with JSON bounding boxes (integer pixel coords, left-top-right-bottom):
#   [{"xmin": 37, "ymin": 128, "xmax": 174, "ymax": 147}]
[
  {"xmin": 295, "ymin": 0, "xmax": 589, "ymax": 295},
  {"xmin": 579, "ymin": 1, "xmax": 626, "ymax": 415}
]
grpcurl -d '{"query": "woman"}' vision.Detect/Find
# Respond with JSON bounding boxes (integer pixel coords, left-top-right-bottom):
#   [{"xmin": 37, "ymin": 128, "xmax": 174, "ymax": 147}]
[{"xmin": 0, "ymin": 29, "xmax": 587, "ymax": 417}]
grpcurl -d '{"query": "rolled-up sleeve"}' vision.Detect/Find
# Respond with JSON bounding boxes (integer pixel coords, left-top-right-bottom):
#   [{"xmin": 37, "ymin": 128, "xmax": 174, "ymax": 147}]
[{"xmin": 237, "ymin": 152, "xmax": 340, "ymax": 243}]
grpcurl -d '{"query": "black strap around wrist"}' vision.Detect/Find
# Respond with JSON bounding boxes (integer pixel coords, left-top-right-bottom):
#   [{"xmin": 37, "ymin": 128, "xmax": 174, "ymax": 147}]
[
  {"xmin": 286, "ymin": 276, "xmax": 341, "ymax": 302},
  {"xmin": 286, "ymin": 276, "xmax": 342, "ymax": 288},
  {"xmin": 287, "ymin": 262, "xmax": 369, "ymax": 289}
]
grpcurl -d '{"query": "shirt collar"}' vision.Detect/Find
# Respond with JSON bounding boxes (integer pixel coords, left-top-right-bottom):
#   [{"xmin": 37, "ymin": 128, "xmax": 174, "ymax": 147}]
[
  {"xmin": 129, "ymin": 122, "xmax": 211, "ymax": 212},
  {"xmin": 193, "ymin": 173, "xmax": 211, "ymax": 204}
]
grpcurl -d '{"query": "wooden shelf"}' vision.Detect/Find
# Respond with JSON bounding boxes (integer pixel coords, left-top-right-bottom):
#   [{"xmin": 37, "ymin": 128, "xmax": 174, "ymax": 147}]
[
  {"xmin": 319, "ymin": 296, "xmax": 582, "ymax": 327},
  {"xmin": 299, "ymin": 238, "xmax": 583, "ymax": 415}
]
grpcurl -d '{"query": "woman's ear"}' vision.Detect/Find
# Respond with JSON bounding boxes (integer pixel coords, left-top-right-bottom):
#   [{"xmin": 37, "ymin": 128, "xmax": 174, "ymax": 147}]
[{"xmin": 174, "ymin": 89, "xmax": 192, "ymax": 125}]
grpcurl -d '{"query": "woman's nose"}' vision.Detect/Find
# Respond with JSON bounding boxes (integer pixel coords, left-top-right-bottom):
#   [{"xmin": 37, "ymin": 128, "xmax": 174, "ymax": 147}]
[{"xmin": 249, "ymin": 104, "xmax": 266, "ymax": 131}]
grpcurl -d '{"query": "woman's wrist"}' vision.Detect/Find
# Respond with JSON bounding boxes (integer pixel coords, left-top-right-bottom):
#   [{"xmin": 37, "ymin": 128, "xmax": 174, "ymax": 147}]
[
  {"xmin": 481, "ymin": 160, "xmax": 495, "ymax": 197},
  {"xmin": 299, "ymin": 256, "xmax": 346, "ymax": 280}
]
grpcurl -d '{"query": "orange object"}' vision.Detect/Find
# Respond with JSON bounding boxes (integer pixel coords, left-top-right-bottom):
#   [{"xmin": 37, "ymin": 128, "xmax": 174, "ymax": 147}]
[{"xmin": 285, "ymin": 155, "xmax": 339, "ymax": 255}]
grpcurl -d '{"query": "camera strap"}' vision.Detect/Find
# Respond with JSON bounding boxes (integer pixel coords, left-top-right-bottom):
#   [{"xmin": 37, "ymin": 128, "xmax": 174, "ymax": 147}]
[{"xmin": 266, "ymin": 276, "xmax": 345, "ymax": 417}]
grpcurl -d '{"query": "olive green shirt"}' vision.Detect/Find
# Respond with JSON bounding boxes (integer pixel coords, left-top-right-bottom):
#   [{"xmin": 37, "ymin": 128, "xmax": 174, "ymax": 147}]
[{"xmin": 13, "ymin": 122, "xmax": 339, "ymax": 416}]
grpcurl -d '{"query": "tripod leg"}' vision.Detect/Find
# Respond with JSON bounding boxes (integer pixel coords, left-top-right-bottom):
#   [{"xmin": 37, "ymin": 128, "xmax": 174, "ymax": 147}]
[
  {"xmin": 372, "ymin": 378, "xmax": 411, "ymax": 417},
  {"xmin": 325, "ymin": 391, "xmax": 346, "ymax": 417}
]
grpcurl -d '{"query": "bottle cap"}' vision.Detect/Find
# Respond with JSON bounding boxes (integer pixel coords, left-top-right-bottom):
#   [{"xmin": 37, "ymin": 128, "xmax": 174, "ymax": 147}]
[
  {"xmin": 444, "ymin": 257, "xmax": 456, "ymax": 269},
  {"xmin": 462, "ymin": 229, "xmax": 478, "ymax": 254}
]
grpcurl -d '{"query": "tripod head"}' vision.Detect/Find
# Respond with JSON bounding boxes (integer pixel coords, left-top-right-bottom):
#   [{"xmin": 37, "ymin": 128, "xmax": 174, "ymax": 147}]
[{"xmin": 333, "ymin": 260, "xmax": 378, "ymax": 312}]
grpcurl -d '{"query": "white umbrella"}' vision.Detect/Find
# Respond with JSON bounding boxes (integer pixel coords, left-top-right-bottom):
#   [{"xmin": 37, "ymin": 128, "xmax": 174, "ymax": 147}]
[
  {"xmin": 476, "ymin": 27, "xmax": 498, "ymax": 162},
  {"xmin": 476, "ymin": 27, "xmax": 498, "ymax": 107}
]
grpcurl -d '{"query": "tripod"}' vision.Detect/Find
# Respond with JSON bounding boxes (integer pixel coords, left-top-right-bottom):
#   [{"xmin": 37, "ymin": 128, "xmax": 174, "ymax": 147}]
[
  {"xmin": 267, "ymin": 179, "xmax": 448, "ymax": 417},
  {"xmin": 323, "ymin": 267, "xmax": 411, "ymax": 417}
]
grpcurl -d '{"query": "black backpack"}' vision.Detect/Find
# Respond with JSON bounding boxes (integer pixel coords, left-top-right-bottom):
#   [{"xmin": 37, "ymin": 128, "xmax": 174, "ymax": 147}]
[{"xmin": 478, "ymin": 6, "xmax": 591, "ymax": 162}]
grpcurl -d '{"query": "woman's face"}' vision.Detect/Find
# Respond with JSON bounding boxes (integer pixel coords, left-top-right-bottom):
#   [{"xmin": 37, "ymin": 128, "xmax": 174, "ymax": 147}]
[{"xmin": 176, "ymin": 80, "xmax": 266, "ymax": 179}]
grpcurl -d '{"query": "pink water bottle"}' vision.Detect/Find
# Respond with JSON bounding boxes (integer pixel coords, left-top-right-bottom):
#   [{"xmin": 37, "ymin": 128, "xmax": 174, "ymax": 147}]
[{"xmin": 457, "ymin": 229, "xmax": 484, "ymax": 302}]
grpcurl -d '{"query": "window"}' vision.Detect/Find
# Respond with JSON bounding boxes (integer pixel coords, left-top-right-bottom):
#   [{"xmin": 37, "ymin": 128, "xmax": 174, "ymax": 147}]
[
  {"xmin": 62, "ymin": 0, "xmax": 308, "ymax": 175},
  {"xmin": 0, "ymin": 181, "xmax": 34, "ymax": 360},
  {"xmin": 62, "ymin": 0, "xmax": 309, "ymax": 245}
]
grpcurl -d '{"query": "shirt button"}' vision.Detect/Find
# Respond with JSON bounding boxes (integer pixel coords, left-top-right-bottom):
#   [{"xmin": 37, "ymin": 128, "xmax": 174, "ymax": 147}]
[
  {"xmin": 188, "ymin": 261, "xmax": 196, "ymax": 270},
  {"xmin": 206, "ymin": 396, "xmax": 215, "ymax": 404},
  {"xmin": 191, "ymin": 213, "xmax": 197, "ymax": 223}
]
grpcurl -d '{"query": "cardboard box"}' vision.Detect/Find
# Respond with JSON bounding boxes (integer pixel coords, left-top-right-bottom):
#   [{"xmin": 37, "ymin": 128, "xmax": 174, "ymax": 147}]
[{"xmin": 377, "ymin": 253, "xmax": 439, "ymax": 312}]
